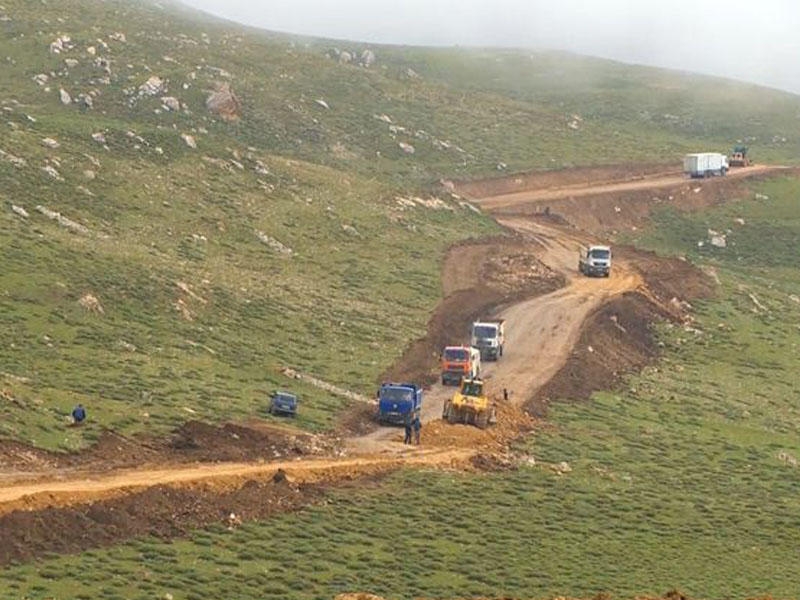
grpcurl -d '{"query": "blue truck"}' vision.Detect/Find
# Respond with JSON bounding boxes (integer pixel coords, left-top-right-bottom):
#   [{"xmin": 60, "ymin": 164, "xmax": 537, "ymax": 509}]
[{"xmin": 376, "ymin": 382, "xmax": 422, "ymax": 425}]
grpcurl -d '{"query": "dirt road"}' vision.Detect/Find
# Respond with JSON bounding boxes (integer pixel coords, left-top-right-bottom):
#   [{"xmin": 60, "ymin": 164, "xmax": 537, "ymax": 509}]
[
  {"xmin": 477, "ymin": 164, "xmax": 785, "ymax": 212},
  {"xmin": 0, "ymin": 163, "xmax": 780, "ymax": 518}
]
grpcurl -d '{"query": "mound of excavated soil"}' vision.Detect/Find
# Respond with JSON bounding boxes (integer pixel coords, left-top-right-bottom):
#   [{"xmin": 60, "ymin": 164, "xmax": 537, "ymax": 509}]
[
  {"xmin": 0, "ymin": 420, "xmax": 339, "ymax": 473},
  {"xmin": 530, "ymin": 291, "xmax": 665, "ymax": 415},
  {"xmin": 0, "ymin": 478, "xmax": 326, "ymax": 566},
  {"xmin": 423, "ymin": 401, "xmax": 534, "ymax": 454}
]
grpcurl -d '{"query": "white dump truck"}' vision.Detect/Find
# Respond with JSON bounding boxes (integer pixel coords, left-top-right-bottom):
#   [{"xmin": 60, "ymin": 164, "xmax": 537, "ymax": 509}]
[
  {"xmin": 578, "ymin": 245, "xmax": 612, "ymax": 277},
  {"xmin": 470, "ymin": 319, "xmax": 505, "ymax": 361},
  {"xmin": 683, "ymin": 153, "xmax": 729, "ymax": 178}
]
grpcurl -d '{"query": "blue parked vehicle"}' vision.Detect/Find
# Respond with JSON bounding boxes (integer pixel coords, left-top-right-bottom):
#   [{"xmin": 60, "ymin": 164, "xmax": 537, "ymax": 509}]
[
  {"xmin": 269, "ymin": 391, "xmax": 298, "ymax": 417},
  {"xmin": 376, "ymin": 383, "xmax": 422, "ymax": 425}
]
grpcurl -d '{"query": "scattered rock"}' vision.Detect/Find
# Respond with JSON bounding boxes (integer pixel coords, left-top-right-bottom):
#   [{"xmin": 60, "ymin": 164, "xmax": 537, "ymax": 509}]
[
  {"xmin": 35, "ymin": 205, "xmax": 89, "ymax": 234},
  {"xmin": 161, "ymin": 96, "xmax": 180, "ymax": 112},
  {"xmin": 256, "ymin": 231, "xmax": 293, "ymax": 256},
  {"xmin": 398, "ymin": 142, "xmax": 415, "ymax": 154},
  {"xmin": 180, "ymin": 133, "xmax": 197, "ymax": 149},
  {"xmin": 109, "ymin": 32, "xmax": 127, "ymax": 43},
  {"xmin": 59, "ymin": 88, "xmax": 71, "ymax": 105},
  {"xmin": 33, "ymin": 73, "xmax": 49, "ymax": 86},
  {"xmin": 41, "ymin": 165, "xmax": 63, "ymax": 181},
  {"xmin": 10, "ymin": 205, "xmax": 29, "ymax": 218},
  {"xmin": 708, "ymin": 229, "xmax": 727, "ymax": 248},
  {"xmin": 339, "ymin": 50, "xmax": 353, "ymax": 64},
  {"xmin": 552, "ymin": 461, "xmax": 572, "ymax": 475},
  {"xmin": 41, "ymin": 138, "xmax": 60, "ymax": 149},
  {"xmin": 314, "ymin": 98, "xmax": 330, "ymax": 110},
  {"xmin": 64, "ymin": 58, "xmax": 79, "ymax": 69},
  {"xmin": 734, "ymin": 217, "xmax": 745, "ymax": 226},
  {"xmin": 91, "ymin": 131, "xmax": 107, "ymax": 144},
  {"xmin": 49, "ymin": 35, "xmax": 73, "ymax": 54},
  {"xmin": 405, "ymin": 68, "xmax": 419, "ymax": 79},
  {"xmin": 139, "ymin": 76, "xmax": 166, "ymax": 97},
  {"xmin": 754, "ymin": 193, "xmax": 770, "ymax": 201},
  {"xmin": 341, "ymin": 224, "xmax": 360, "ymax": 236},
  {"xmin": 78, "ymin": 293, "xmax": 104, "ymax": 314},
  {"xmin": 205, "ymin": 82, "xmax": 240, "ymax": 122},
  {"xmin": 0, "ymin": 150, "xmax": 27, "ymax": 168},
  {"xmin": 778, "ymin": 451, "xmax": 798, "ymax": 467},
  {"xmin": 360, "ymin": 49, "xmax": 376, "ymax": 67}
]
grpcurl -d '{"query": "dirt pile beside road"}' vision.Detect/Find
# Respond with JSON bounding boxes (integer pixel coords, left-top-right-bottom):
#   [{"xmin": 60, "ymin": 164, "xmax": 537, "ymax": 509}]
[
  {"xmin": 530, "ymin": 250, "xmax": 714, "ymax": 413},
  {"xmin": 0, "ymin": 420, "xmax": 340, "ymax": 473},
  {"xmin": 530, "ymin": 291, "xmax": 666, "ymax": 413},
  {"xmin": 423, "ymin": 400, "xmax": 535, "ymax": 453},
  {"xmin": 0, "ymin": 477, "xmax": 326, "ymax": 566}
]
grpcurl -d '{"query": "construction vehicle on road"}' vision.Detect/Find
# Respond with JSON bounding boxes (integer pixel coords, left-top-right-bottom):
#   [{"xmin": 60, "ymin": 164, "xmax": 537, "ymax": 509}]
[
  {"xmin": 729, "ymin": 145, "xmax": 750, "ymax": 167},
  {"xmin": 683, "ymin": 152, "xmax": 728, "ymax": 178},
  {"xmin": 440, "ymin": 345, "xmax": 481, "ymax": 386},
  {"xmin": 442, "ymin": 376, "xmax": 496, "ymax": 429},
  {"xmin": 578, "ymin": 245, "xmax": 612, "ymax": 277},
  {"xmin": 471, "ymin": 319, "xmax": 505, "ymax": 361},
  {"xmin": 376, "ymin": 382, "xmax": 422, "ymax": 425}
]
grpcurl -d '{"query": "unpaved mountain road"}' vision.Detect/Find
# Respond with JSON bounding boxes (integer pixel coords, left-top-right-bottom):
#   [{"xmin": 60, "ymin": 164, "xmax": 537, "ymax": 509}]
[
  {"xmin": 0, "ymin": 164, "xmax": 781, "ymax": 516},
  {"xmin": 477, "ymin": 164, "xmax": 786, "ymax": 212}
]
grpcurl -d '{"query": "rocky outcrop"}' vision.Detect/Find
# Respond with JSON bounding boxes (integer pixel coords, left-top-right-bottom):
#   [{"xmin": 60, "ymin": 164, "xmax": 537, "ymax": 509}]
[{"xmin": 205, "ymin": 82, "xmax": 240, "ymax": 122}]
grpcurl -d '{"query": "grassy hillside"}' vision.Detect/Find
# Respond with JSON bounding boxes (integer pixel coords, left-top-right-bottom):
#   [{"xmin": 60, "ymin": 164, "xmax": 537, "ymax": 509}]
[
  {"xmin": 1, "ymin": 0, "xmax": 800, "ymax": 448},
  {"xmin": 8, "ymin": 179, "xmax": 800, "ymax": 599}
]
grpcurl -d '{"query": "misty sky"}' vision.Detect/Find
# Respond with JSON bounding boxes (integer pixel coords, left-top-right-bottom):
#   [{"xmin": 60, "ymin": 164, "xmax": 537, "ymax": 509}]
[{"xmin": 181, "ymin": 0, "xmax": 800, "ymax": 95}]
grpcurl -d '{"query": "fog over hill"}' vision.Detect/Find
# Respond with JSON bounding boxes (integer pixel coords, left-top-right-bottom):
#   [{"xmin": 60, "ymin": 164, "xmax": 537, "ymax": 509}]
[{"xmin": 182, "ymin": 0, "xmax": 800, "ymax": 95}]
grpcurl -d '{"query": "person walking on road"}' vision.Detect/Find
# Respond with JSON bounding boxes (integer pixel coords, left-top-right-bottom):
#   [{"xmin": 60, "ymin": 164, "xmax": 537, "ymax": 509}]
[
  {"xmin": 412, "ymin": 413, "xmax": 421, "ymax": 445},
  {"xmin": 403, "ymin": 413, "xmax": 413, "ymax": 445}
]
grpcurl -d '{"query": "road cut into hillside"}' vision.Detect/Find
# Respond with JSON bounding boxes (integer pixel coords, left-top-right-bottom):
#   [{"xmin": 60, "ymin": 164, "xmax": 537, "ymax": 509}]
[{"xmin": 0, "ymin": 164, "xmax": 785, "ymax": 529}]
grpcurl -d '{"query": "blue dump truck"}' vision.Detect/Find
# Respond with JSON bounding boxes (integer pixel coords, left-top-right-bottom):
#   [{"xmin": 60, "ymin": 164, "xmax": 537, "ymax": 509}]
[{"xmin": 376, "ymin": 382, "xmax": 422, "ymax": 425}]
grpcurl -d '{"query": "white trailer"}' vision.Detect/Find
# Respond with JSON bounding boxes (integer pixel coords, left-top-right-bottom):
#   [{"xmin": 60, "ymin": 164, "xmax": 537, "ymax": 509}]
[{"xmin": 683, "ymin": 153, "xmax": 729, "ymax": 178}]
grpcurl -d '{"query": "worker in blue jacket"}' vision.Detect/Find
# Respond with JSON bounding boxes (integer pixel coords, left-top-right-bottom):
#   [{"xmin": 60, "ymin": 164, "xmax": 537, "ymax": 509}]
[{"xmin": 71, "ymin": 404, "xmax": 86, "ymax": 425}]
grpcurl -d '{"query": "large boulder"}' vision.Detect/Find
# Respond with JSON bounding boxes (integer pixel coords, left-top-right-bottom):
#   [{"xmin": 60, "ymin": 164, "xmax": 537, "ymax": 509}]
[{"xmin": 206, "ymin": 82, "xmax": 241, "ymax": 122}]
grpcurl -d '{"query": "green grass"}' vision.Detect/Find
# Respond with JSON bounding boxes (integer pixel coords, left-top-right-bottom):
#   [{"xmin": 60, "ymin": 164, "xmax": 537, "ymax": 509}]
[
  {"xmin": 7, "ymin": 180, "xmax": 800, "ymax": 597},
  {"xmin": 2, "ymin": 0, "xmax": 800, "ymax": 450}
]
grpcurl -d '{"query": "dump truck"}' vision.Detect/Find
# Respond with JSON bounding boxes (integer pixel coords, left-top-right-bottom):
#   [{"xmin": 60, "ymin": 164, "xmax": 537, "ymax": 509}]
[
  {"xmin": 578, "ymin": 245, "xmax": 612, "ymax": 277},
  {"xmin": 683, "ymin": 152, "xmax": 728, "ymax": 178},
  {"xmin": 729, "ymin": 145, "xmax": 750, "ymax": 167},
  {"xmin": 471, "ymin": 319, "xmax": 505, "ymax": 361},
  {"xmin": 442, "ymin": 377, "xmax": 496, "ymax": 429},
  {"xmin": 440, "ymin": 345, "xmax": 481, "ymax": 386},
  {"xmin": 376, "ymin": 382, "xmax": 422, "ymax": 425}
]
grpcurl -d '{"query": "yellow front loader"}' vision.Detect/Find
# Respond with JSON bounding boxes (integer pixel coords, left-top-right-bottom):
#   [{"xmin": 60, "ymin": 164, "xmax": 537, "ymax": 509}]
[{"xmin": 442, "ymin": 377, "xmax": 497, "ymax": 429}]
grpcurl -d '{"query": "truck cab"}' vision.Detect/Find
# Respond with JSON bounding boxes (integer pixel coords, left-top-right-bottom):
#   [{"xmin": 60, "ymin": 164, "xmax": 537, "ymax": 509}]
[
  {"xmin": 440, "ymin": 345, "xmax": 481, "ymax": 386},
  {"xmin": 471, "ymin": 320, "xmax": 505, "ymax": 361},
  {"xmin": 376, "ymin": 383, "xmax": 422, "ymax": 424},
  {"xmin": 578, "ymin": 245, "xmax": 612, "ymax": 277}
]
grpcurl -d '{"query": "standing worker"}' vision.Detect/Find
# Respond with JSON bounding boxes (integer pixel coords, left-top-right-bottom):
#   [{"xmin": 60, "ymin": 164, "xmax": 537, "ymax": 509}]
[
  {"xmin": 71, "ymin": 403, "xmax": 86, "ymax": 425},
  {"xmin": 412, "ymin": 413, "xmax": 421, "ymax": 445},
  {"xmin": 403, "ymin": 412, "xmax": 412, "ymax": 445}
]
